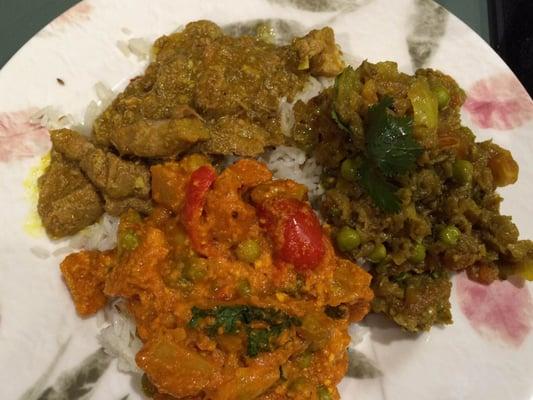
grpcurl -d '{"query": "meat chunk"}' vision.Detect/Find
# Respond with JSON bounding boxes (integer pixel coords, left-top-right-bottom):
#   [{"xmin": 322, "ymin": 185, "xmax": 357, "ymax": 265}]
[
  {"xmin": 49, "ymin": 128, "xmax": 93, "ymax": 159},
  {"xmin": 109, "ymin": 117, "xmax": 210, "ymax": 158},
  {"xmin": 293, "ymin": 27, "xmax": 344, "ymax": 77},
  {"xmin": 50, "ymin": 129, "xmax": 152, "ymax": 217},
  {"xmin": 80, "ymin": 149, "xmax": 150, "ymax": 199},
  {"xmin": 38, "ymin": 152, "xmax": 103, "ymax": 238},
  {"xmin": 103, "ymin": 195, "xmax": 153, "ymax": 216},
  {"xmin": 51, "ymin": 129, "xmax": 151, "ymax": 199},
  {"xmin": 197, "ymin": 116, "xmax": 282, "ymax": 157}
]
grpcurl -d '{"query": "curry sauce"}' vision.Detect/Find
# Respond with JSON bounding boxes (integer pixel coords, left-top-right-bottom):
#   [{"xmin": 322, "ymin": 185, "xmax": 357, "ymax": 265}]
[{"xmin": 60, "ymin": 157, "xmax": 373, "ymax": 400}]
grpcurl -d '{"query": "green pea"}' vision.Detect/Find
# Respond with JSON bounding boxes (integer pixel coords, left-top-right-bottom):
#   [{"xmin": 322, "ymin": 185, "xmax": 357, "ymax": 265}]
[
  {"xmin": 182, "ymin": 257, "xmax": 208, "ymax": 282},
  {"xmin": 236, "ymin": 279, "xmax": 252, "ymax": 297},
  {"xmin": 236, "ymin": 239, "xmax": 261, "ymax": 263},
  {"xmin": 336, "ymin": 226, "xmax": 361, "ymax": 252},
  {"xmin": 368, "ymin": 243, "xmax": 387, "ymax": 263},
  {"xmin": 141, "ymin": 373, "xmax": 157, "ymax": 398},
  {"xmin": 120, "ymin": 230, "xmax": 139, "ymax": 251},
  {"xmin": 439, "ymin": 225, "xmax": 461, "ymax": 246},
  {"xmin": 452, "ymin": 159, "xmax": 473, "ymax": 185},
  {"xmin": 432, "ymin": 84, "xmax": 450, "ymax": 109},
  {"xmin": 409, "ymin": 243, "xmax": 426, "ymax": 264},
  {"xmin": 289, "ymin": 377, "xmax": 312, "ymax": 395},
  {"xmin": 321, "ymin": 174, "xmax": 337, "ymax": 189},
  {"xmin": 317, "ymin": 385, "xmax": 333, "ymax": 400},
  {"xmin": 340, "ymin": 158, "xmax": 359, "ymax": 182},
  {"xmin": 296, "ymin": 351, "xmax": 313, "ymax": 368}
]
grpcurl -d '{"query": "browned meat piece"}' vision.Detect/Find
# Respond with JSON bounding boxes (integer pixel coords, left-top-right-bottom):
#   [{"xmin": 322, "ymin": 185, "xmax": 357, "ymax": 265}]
[
  {"xmin": 197, "ymin": 116, "xmax": 282, "ymax": 157},
  {"xmin": 50, "ymin": 128, "xmax": 93, "ymax": 159},
  {"xmin": 93, "ymin": 21, "xmax": 310, "ymax": 157},
  {"xmin": 51, "ymin": 129, "xmax": 151, "ymax": 199},
  {"xmin": 109, "ymin": 117, "xmax": 210, "ymax": 158},
  {"xmin": 38, "ymin": 152, "xmax": 103, "ymax": 238},
  {"xmin": 103, "ymin": 195, "xmax": 153, "ymax": 216},
  {"xmin": 80, "ymin": 149, "xmax": 150, "ymax": 199},
  {"xmin": 293, "ymin": 27, "xmax": 344, "ymax": 77}
]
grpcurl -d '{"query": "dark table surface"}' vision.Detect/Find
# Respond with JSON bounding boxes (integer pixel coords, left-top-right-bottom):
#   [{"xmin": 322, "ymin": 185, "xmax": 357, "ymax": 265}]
[{"xmin": 0, "ymin": 0, "xmax": 490, "ymax": 68}]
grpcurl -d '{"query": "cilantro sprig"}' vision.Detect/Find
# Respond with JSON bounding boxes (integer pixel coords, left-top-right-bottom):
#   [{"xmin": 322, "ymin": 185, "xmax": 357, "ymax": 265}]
[
  {"xmin": 188, "ymin": 305, "xmax": 301, "ymax": 357},
  {"xmin": 332, "ymin": 69, "xmax": 422, "ymax": 213}
]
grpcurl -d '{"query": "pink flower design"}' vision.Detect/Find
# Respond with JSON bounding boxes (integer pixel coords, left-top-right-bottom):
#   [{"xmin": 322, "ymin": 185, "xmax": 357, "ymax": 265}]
[
  {"xmin": 463, "ymin": 74, "xmax": 533, "ymax": 130},
  {"xmin": 0, "ymin": 110, "xmax": 50, "ymax": 162},
  {"xmin": 455, "ymin": 272, "xmax": 533, "ymax": 347},
  {"xmin": 49, "ymin": 1, "xmax": 93, "ymax": 29}
]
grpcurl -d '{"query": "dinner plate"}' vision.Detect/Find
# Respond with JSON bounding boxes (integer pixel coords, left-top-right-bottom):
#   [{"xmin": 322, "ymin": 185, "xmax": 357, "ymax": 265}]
[{"xmin": 1, "ymin": 0, "xmax": 532, "ymax": 399}]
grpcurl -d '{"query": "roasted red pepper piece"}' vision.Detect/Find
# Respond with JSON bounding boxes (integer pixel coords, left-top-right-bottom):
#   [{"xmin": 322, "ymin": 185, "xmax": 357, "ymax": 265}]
[
  {"xmin": 259, "ymin": 197, "xmax": 325, "ymax": 270},
  {"xmin": 183, "ymin": 165, "xmax": 217, "ymax": 254}
]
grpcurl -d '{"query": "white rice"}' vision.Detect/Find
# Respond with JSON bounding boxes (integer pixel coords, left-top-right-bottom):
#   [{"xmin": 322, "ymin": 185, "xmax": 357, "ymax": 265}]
[
  {"xmin": 263, "ymin": 146, "xmax": 324, "ymax": 202},
  {"xmin": 98, "ymin": 300, "xmax": 143, "ymax": 374},
  {"xmin": 127, "ymin": 38, "xmax": 151, "ymax": 60},
  {"xmin": 30, "ymin": 106, "xmax": 76, "ymax": 131},
  {"xmin": 68, "ymin": 214, "xmax": 119, "ymax": 251},
  {"xmin": 52, "ymin": 246, "xmax": 73, "ymax": 257},
  {"xmin": 94, "ymin": 82, "xmax": 114, "ymax": 104},
  {"xmin": 30, "ymin": 246, "xmax": 50, "ymax": 259},
  {"xmin": 116, "ymin": 40, "xmax": 131, "ymax": 57}
]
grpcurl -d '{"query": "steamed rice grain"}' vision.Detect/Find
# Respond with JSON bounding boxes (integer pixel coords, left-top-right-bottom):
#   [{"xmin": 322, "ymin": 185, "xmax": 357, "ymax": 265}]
[{"xmin": 98, "ymin": 300, "xmax": 142, "ymax": 374}]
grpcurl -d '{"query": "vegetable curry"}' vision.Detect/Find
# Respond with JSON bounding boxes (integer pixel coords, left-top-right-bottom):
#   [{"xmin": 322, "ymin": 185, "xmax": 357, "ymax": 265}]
[
  {"xmin": 291, "ymin": 61, "xmax": 533, "ymax": 332},
  {"xmin": 60, "ymin": 157, "xmax": 373, "ymax": 399}
]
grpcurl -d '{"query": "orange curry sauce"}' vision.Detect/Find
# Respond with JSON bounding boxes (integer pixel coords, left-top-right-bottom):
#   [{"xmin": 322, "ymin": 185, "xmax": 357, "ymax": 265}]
[{"xmin": 60, "ymin": 156, "xmax": 373, "ymax": 400}]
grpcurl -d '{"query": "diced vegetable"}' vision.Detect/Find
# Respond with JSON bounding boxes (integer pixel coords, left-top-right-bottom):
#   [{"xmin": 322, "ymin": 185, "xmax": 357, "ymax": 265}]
[
  {"xmin": 236, "ymin": 239, "xmax": 262, "ymax": 263},
  {"xmin": 452, "ymin": 159, "xmax": 474, "ymax": 185},
  {"xmin": 368, "ymin": 243, "xmax": 387, "ymax": 263},
  {"xmin": 340, "ymin": 158, "xmax": 360, "ymax": 182},
  {"xmin": 136, "ymin": 338, "xmax": 218, "ymax": 398},
  {"xmin": 488, "ymin": 146, "xmax": 519, "ymax": 187},
  {"xmin": 317, "ymin": 385, "xmax": 333, "ymax": 400},
  {"xmin": 439, "ymin": 225, "xmax": 460, "ymax": 246},
  {"xmin": 288, "ymin": 378, "xmax": 313, "ymax": 396},
  {"xmin": 259, "ymin": 197, "xmax": 325, "ymax": 270},
  {"xmin": 408, "ymin": 77, "xmax": 439, "ymax": 134},
  {"xmin": 432, "ymin": 84, "xmax": 450, "ymax": 109},
  {"xmin": 211, "ymin": 366, "xmax": 280, "ymax": 400},
  {"xmin": 299, "ymin": 312, "xmax": 332, "ymax": 351},
  {"xmin": 409, "ymin": 243, "xmax": 426, "ymax": 264},
  {"xmin": 182, "ymin": 257, "xmax": 208, "ymax": 282},
  {"xmin": 295, "ymin": 351, "xmax": 313, "ymax": 369},
  {"xmin": 333, "ymin": 66, "xmax": 362, "ymax": 125},
  {"xmin": 236, "ymin": 279, "xmax": 252, "ymax": 297},
  {"xmin": 120, "ymin": 231, "xmax": 139, "ymax": 252},
  {"xmin": 336, "ymin": 226, "xmax": 361, "ymax": 252},
  {"xmin": 183, "ymin": 165, "xmax": 217, "ymax": 254}
]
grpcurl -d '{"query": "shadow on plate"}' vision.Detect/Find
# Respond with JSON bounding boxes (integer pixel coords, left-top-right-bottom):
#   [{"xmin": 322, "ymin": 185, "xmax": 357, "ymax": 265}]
[{"xmin": 361, "ymin": 313, "xmax": 421, "ymax": 345}]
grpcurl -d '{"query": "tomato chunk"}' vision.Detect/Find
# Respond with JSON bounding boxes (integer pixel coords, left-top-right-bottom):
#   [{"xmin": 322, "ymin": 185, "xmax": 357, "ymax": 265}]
[
  {"xmin": 183, "ymin": 165, "xmax": 217, "ymax": 254},
  {"xmin": 259, "ymin": 197, "xmax": 325, "ymax": 270}
]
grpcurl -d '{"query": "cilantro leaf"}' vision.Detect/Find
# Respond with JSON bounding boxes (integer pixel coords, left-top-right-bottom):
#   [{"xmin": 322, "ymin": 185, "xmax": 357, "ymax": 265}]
[
  {"xmin": 359, "ymin": 159, "xmax": 401, "ymax": 213},
  {"xmin": 188, "ymin": 305, "xmax": 300, "ymax": 357},
  {"xmin": 366, "ymin": 97, "xmax": 422, "ymax": 177}
]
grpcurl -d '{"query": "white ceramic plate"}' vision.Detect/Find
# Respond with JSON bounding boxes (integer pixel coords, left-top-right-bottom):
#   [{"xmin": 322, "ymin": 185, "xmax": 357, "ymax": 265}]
[{"xmin": 1, "ymin": 0, "xmax": 532, "ymax": 399}]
